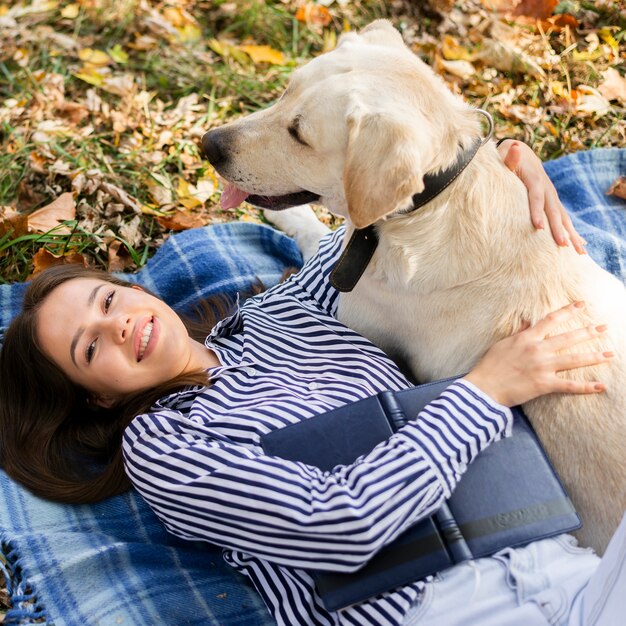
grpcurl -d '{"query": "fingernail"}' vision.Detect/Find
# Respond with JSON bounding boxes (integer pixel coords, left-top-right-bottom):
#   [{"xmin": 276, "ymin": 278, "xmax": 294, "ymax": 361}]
[
  {"xmin": 594, "ymin": 383, "xmax": 606, "ymax": 392},
  {"xmin": 574, "ymin": 301, "xmax": 585, "ymax": 308},
  {"xmin": 596, "ymin": 324, "xmax": 608, "ymax": 333},
  {"xmin": 604, "ymin": 351, "xmax": 615, "ymax": 358},
  {"xmin": 536, "ymin": 218, "xmax": 544, "ymax": 229}
]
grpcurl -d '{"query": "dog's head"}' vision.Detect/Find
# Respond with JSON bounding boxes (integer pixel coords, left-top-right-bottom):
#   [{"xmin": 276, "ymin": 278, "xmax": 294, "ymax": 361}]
[{"xmin": 202, "ymin": 20, "xmax": 478, "ymax": 228}]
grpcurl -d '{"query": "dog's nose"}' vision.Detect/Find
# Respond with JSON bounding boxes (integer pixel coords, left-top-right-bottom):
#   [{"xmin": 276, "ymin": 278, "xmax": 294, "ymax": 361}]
[{"xmin": 201, "ymin": 129, "xmax": 226, "ymax": 167}]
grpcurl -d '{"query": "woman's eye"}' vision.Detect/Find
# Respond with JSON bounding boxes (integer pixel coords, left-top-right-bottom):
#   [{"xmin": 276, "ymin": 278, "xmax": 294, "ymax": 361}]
[
  {"xmin": 104, "ymin": 290, "xmax": 115, "ymax": 312},
  {"xmin": 86, "ymin": 339, "xmax": 96, "ymax": 364}
]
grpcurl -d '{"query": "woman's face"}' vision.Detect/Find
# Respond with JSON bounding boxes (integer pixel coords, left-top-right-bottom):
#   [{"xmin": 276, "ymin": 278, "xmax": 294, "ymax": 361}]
[{"xmin": 37, "ymin": 278, "xmax": 207, "ymax": 405}]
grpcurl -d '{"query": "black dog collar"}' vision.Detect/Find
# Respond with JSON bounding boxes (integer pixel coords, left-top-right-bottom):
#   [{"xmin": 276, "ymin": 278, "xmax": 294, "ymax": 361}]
[{"xmin": 329, "ymin": 110, "xmax": 494, "ymax": 293}]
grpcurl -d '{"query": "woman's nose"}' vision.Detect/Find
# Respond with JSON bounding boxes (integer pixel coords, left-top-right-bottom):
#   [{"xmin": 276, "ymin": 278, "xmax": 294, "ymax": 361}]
[{"xmin": 105, "ymin": 314, "xmax": 131, "ymax": 344}]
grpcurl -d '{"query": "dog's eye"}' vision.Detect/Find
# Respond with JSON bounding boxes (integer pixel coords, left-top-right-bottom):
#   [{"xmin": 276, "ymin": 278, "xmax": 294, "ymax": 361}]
[{"xmin": 288, "ymin": 117, "xmax": 309, "ymax": 147}]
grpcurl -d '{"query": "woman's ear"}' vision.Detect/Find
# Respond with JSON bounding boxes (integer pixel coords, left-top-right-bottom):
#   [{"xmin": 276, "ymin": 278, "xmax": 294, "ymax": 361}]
[
  {"xmin": 89, "ymin": 394, "xmax": 117, "ymax": 409},
  {"xmin": 343, "ymin": 110, "xmax": 425, "ymax": 229},
  {"xmin": 131, "ymin": 284, "xmax": 144, "ymax": 292}
]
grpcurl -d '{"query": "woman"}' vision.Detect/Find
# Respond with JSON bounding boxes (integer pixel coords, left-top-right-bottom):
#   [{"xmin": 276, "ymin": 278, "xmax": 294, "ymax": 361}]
[{"xmin": 0, "ymin": 142, "xmax": 623, "ymax": 625}]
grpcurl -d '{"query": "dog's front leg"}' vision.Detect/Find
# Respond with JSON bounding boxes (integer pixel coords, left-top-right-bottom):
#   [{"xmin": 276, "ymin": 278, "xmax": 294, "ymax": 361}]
[{"xmin": 263, "ymin": 205, "xmax": 331, "ymax": 262}]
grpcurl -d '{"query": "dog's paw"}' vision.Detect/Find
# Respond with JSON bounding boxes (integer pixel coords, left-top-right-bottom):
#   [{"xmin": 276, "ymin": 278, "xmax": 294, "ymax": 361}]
[{"xmin": 263, "ymin": 205, "xmax": 330, "ymax": 262}]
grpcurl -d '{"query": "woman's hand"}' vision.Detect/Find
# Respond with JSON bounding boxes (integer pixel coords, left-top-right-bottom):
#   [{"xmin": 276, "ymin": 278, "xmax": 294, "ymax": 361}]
[
  {"xmin": 463, "ymin": 302, "xmax": 613, "ymax": 407},
  {"xmin": 497, "ymin": 139, "xmax": 586, "ymax": 254}
]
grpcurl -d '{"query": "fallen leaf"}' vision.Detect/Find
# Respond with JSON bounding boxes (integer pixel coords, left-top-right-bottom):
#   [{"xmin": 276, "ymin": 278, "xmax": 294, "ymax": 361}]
[
  {"xmin": 147, "ymin": 172, "xmax": 175, "ymax": 206},
  {"xmin": 73, "ymin": 66, "xmax": 105, "ymax": 87},
  {"xmin": 437, "ymin": 58, "xmax": 476, "ymax": 80},
  {"xmin": 156, "ymin": 210, "xmax": 207, "ymax": 231},
  {"xmin": 100, "ymin": 183, "xmax": 142, "ymax": 214},
  {"xmin": 108, "ymin": 44, "xmax": 128, "ymax": 64},
  {"xmin": 442, "ymin": 35, "xmax": 473, "ymax": 61},
  {"xmin": 575, "ymin": 86, "xmax": 611, "ymax": 116},
  {"xmin": 29, "ymin": 151, "xmax": 49, "ymax": 173},
  {"xmin": 60, "ymin": 3, "xmax": 79, "ymax": 19},
  {"xmin": 238, "ymin": 45, "xmax": 286, "ymax": 66},
  {"xmin": 475, "ymin": 39, "xmax": 545, "ymax": 77},
  {"xmin": 501, "ymin": 103, "xmax": 544, "ymax": 124},
  {"xmin": 107, "ymin": 239, "xmax": 134, "ymax": 272},
  {"xmin": 161, "ymin": 6, "xmax": 202, "ymax": 42},
  {"xmin": 56, "ymin": 100, "xmax": 90, "ymax": 124},
  {"xmin": 514, "ymin": 0, "xmax": 558, "ymax": 19},
  {"xmin": 78, "ymin": 48, "xmax": 111, "ymax": 66},
  {"xmin": 177, "ymin": 178, "xmax": 203, "ymax": 209},
  {"xmin": 28, "ymin": 192, "xmax": 76, "ymax": 233},
  {"xmin": 0, "ymin": 206, "xmax": 28, "ymax": 239},
  {"xmin": 607, "ymin": 176, "xmax": 626, "ymax": 201},
  {"xmin": 598, "ymin": 68, "xmax": 626, "ymax": 104},
  {"xmin": 30, "ymin": 248, "xmax": 86, "ymax": 278},
  {"xmin": 16, "ymin": 182, "xmax": 46, "ymax": 212},
  {"xmin": 599, "ymin": 27, "xmax": 619, "ymax": 54},
  {"xmin": 295, "ymin": 4, "xmax": 332, "ymax": 27},
  {"xmin": 208, "ymin": 39, "xmax": 251, "ymax": 65},
  {"xmin": 101, "ymin": 74, "xmax": 135, "ymax": 97}
]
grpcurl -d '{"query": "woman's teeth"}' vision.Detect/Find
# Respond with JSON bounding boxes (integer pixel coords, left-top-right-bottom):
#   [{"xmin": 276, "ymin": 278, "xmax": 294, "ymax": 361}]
[{"xmin": 138, "ymin": 321, "xmax": 153, "ymax": 360}]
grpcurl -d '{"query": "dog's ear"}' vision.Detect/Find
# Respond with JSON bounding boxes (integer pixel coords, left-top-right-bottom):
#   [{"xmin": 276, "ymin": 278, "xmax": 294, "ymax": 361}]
[
  {"xmin": 359, "ymin": 20, "xmax": 406, "ymax": 49},
  {"xmin": 343, "ymin": 111, "xmax": 425, "ymax": 229}
]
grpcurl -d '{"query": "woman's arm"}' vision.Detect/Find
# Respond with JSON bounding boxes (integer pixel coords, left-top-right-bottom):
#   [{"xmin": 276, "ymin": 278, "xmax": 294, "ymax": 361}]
[
  {"xmin": 123, "ymin": 379, "xmax": 510, "ymax": 573},
  {"xmin": 497, "ymin": 139, "xmax": 586, "ymax": 254}
]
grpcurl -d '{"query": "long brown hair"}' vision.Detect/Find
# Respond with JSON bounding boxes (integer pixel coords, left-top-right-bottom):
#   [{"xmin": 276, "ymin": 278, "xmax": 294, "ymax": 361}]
[{"xmin": 0, "ymin": 264, "xmax": 237, "ymax": 504}]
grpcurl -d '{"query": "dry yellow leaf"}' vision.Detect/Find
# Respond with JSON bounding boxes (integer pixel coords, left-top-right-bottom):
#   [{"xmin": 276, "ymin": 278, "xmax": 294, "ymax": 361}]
[
  {"xmin": 78, "ymin": 48, "xmax": 111, "ymax": 66},
  {"xmin": 572, "ymin": 49, "xmax": 604, "ymax": 62},
  {"xmin": 28, "ymin": 192, "xmax": 76, "ymax": 234},
  {"xmin": 162, "ymin": 7, "xmax": 188, "ymax": 28},
  {"xmin": 238, "ymin": 44, "xmax": 286, "ymax": 66},
  {"xmin": 61, "ymin": 3, "xmax": 79, "ymax": 19},
  {"xmin": 162, "ymin": 7, "xmax": 202, "ymax": 42},
  {"xmin": 209, "ymin": 39, "xmax": 251, "ymax": 65},
  {"xmin": 73, "ymin": 67, "xmax": 105, "ymax": 87},
  {"xmin": 442, "ymin": 35, "xmax": 473, "ymax": 61},
  {"xmin": 599, "ymin": 28, "xmax": 619, "ymax": 53},
  {"xmin": 178, "ymin": 23, "xmax": 202, "ymax": 43}
]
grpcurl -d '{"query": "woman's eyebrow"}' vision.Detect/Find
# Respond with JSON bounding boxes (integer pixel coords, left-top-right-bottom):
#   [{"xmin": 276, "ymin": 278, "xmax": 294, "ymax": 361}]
[{"xmin": 70, "ymin": 284, "xmax": 103, "ymax": 367}]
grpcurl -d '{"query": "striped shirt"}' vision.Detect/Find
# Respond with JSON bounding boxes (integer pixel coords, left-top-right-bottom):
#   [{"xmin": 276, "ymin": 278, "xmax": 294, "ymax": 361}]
[{"xmin": 122, "ymin": 227, "xmax": 512, "ymax": 626}]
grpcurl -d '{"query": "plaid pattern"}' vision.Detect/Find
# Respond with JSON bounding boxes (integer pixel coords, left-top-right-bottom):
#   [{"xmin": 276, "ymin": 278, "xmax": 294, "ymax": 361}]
[{"xmin": 1, "ymin": 149, "xmax": 625, "ymax": 625}]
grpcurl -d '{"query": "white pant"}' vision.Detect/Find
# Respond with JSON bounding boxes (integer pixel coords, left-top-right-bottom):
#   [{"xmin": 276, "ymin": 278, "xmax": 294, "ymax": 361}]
[{"xmin": 404, "ymin": 512, "xmax": 626, "ymax": 626}]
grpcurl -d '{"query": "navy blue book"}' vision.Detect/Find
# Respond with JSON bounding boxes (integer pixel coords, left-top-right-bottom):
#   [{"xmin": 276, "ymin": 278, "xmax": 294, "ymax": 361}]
[{"xmin": 261, "ymin": 377, "xmax": 580, "ymax": 612}]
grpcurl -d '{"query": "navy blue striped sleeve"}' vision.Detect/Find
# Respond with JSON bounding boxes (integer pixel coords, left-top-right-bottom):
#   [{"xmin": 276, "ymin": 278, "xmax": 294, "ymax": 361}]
[{"xmin": 122, "ymin": 380, "xmax": 511, "ymax": 572}]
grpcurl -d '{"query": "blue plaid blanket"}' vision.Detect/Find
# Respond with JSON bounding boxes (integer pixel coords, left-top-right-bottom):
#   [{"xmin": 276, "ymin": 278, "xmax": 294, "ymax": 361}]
[{"xmin": 0, "ymin": 149, "xmax": 625, "ymax": 625}]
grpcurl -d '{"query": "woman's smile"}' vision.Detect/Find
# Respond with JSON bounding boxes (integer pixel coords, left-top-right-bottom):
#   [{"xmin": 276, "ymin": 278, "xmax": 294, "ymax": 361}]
[{"xmin": 136, "ymin": 315, "xmax": 158, "ymax": 362}]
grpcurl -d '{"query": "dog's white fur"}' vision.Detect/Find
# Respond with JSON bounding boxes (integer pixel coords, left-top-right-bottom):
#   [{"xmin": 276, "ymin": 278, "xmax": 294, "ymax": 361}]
[{"xmin": 208, "ymin": 20, "xmax": 626, "ymax": 553}]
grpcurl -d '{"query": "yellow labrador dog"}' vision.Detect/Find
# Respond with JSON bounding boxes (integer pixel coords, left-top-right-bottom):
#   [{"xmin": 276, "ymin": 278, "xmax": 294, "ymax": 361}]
[{"xmin": 202, "ymin": 20, "xmax": 626, "ymax": 553}]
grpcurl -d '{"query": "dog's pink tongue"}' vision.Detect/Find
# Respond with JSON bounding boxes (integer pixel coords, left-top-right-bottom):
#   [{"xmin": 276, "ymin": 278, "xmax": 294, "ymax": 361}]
[{"xmin": 221, "ymin": 183, "xmax": 249, "ymax": 210}]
